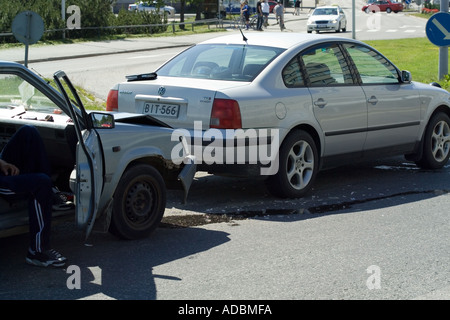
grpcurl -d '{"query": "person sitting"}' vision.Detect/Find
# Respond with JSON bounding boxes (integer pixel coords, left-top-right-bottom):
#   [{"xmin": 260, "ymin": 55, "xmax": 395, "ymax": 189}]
[{"xmin": 0, "ymin": 125, "xmax": 70, "ymax": 268}]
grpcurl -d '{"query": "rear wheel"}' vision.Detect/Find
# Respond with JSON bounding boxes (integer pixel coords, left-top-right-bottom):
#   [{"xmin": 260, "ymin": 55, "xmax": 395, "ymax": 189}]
[
  {"xmin": 386, "ymin": 7, "xmax": 392, "ymax": 13},
  {"xmin": 415, "ymin": 113, "xmax": 450, "ymax": 169},
  {"xmin": 266, "ymin": 130, "xmax": 318, "ymax": 198},
  {"xmin": 109, "ymin": 164, "xmax": 166, "ymax": 240}
]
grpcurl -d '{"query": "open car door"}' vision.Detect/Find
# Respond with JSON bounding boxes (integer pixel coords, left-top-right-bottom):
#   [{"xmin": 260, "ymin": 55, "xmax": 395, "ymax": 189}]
[{"xmin": 53, "ymin": 71, "xmax": 105, "ymax": 240}]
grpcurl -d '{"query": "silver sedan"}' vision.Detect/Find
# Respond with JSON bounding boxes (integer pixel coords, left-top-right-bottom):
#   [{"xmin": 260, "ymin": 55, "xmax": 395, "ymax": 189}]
[{"xmin": 107, "ymin": 32, "xmax": 450, "ymax": 199}]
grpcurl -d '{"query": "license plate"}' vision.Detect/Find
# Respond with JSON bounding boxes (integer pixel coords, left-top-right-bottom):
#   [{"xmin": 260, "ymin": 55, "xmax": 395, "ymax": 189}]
[
  {"xmin": 318, "ymin": 25, "xmax": 327, "ymax": 28},
  {"xmin": 143, "ymin": 102, "xmax": 180, "ymax": 118}
]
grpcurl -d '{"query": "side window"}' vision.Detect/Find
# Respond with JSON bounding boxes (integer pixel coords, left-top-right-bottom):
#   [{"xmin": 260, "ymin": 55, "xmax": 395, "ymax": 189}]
[
  {"xmin": 344, "ymin": 43, "xmax": 399, "ymax": 84},
  {"xmin": 282, "ymin": 56, "xmax": 304, "ymax": 87},
  {"xmin": 300, "ymin": 43, "xmax": 352, "ymax": 86}
]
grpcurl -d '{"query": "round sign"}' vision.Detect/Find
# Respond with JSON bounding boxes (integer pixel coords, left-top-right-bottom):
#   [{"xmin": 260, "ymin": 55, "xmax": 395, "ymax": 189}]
[
  {"xmin": 426, "ymin": 12, "xmax": 450, "ymax": 47},
  {"xmin": 12, "ymin": 11, "xmax": 44, "ymax": 45}
]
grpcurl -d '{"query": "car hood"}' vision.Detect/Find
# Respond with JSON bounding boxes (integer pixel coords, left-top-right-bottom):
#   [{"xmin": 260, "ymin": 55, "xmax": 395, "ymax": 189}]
[{"xmin": 309, "ymin": 14, "xmax": 339, "ymax": 21}]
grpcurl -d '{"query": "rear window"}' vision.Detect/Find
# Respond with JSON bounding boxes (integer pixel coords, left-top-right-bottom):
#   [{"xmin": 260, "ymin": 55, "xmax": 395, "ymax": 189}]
[{"xmin": 156, "ymin": 44, "xmax": 285, "ymax": 81}]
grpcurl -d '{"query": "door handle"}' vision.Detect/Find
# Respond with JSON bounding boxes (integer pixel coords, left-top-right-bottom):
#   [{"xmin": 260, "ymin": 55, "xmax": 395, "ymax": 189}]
[
  {"xmin": 314, "ymin": 98, "xmax": 327, "ymax": 107},
  {"xmin": 367, "ymin": 96, "xmax": 378, "ymax": 105}
]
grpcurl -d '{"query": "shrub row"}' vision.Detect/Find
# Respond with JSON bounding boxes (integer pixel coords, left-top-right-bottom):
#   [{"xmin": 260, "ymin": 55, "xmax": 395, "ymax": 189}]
[{"xmin": 0, "ymin": 0, "xmax": 168, "ymax": 43}]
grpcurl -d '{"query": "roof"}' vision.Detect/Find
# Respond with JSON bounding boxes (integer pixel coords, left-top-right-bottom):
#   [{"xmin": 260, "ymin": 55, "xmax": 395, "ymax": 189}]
[{"xmin": 198, "ymin": 32, "xmax": 344, "ymax": 49}]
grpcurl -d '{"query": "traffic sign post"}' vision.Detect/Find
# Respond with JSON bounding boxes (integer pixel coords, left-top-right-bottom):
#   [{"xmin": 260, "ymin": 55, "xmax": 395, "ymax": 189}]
[
  {"xmin": 11, "ymin": 11, "xmax": 44, "ymax": 68},
  {"xmin": 425, "ymin": 1, "xmax": 449, "ymax": 80}
]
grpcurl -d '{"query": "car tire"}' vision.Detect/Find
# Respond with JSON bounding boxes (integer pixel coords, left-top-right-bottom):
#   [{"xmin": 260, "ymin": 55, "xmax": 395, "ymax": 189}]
[
  {"xmin": 415, "ymin": 112, "xmax": 450, "ymax": 170},
  {"xmin": 109, "ymin": 164, "xmax": 166, "ymax": 240},
  {"xmin": 335, "ymin": 22, "xmax": 341, "ymax": 32},
  {"xmin": 386, "ymin": 8, "xmax": 392, "ymax": 13},
  {"xmin": 266, "ymin": 130, "xmax": 318, "ymax": 198},
  {"xmin": 365, "ymin": 8, "xmax": 370, "ymax": 13}
]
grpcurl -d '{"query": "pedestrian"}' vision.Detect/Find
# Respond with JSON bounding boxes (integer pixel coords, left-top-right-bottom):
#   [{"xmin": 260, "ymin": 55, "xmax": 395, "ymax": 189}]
[
  {"xmin": 242, "ymin": 0, "xmax": 250, "ymax": 29},
  {"xmin": 294, "ymin": 0, "xmax": 301, "ymax": 15},
  {"xmin": 274, "ymin": 1, "xmax": 285, "ymax": 30},
  {"xmin": 256, "ymin": 0, "xmax": 264, "ymax": 31},
  {"xmin": 262, "ymin": 0, "xmax": 270, "ymax": 27},
  {"xmin": 0, "ymin": 125, "xmax": 70, "ymax": 268}
]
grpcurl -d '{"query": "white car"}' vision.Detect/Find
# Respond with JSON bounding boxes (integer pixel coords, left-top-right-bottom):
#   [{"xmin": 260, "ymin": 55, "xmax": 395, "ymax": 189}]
[
  {"xmin": 0, "ymin": 61, "xmax": 195, "ymax": 240},
  {"xmin": 128, "ymin": 1, "xmax": 175, "ymax": 18},
  {"xmin": 106, "ymin": 33, "xmax": 450, "ymax": 199},
  {"xmin": 307, "ymin": 6, "xmax": 347, "ymax": 33}
]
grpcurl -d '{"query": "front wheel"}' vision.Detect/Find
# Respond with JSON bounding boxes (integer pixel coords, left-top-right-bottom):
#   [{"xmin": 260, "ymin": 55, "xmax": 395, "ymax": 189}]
[
  {"xmin": 109, "ymin": 164, "xmax": 166, "ymax": 240},
  {"xmin": 335, "ymin": 22, "xmax": 341, "ymax": 32},
  {"xmin": 266, "ymin": 130, "xmax": 319, "ymax": 198},
  {"xmin": 250, "ymin": 16, "xmax": 257, "ymax": 30},
  {"xmin": 415, "ymin": 113, "xmax": 450, "ymax": 169}
]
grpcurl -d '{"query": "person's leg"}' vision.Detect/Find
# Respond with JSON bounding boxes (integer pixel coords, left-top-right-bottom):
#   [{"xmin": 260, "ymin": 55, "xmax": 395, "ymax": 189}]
[
  {"xmin": 0, "ymin": 173, "xmax": 52, "ymax": 252},
  {"xmin": 0, "ymin": 125, "xmax": 50, "ymax": 176}
]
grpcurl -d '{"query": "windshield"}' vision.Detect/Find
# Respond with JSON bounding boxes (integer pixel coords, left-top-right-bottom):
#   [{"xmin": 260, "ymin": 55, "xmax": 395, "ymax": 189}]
[
  {"xmin": 313, "ymin": 8, "xmax": 338, "ymax": 15},
  {"xmin": 156, "ymin": 44, "xmax": 285, "ymax": 81},
  {"xmin": 0, "ymin": 73, "xmax": 70, "ymax": 121}
]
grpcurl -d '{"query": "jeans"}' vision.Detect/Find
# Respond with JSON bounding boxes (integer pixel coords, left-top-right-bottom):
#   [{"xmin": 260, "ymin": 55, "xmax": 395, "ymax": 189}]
[{"xmin": 0, "ymin": 125, "xmax": 53, "ymax": 252}]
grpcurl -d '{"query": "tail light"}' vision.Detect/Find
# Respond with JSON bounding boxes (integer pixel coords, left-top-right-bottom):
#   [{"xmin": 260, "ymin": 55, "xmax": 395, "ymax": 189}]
[
  {"xmin": 210, "ymin": 98, "xmax": 242, "ymax": 129},
  {"xmin": 106, "ymin": 89, "xmax": 118, "ymax": 112}
]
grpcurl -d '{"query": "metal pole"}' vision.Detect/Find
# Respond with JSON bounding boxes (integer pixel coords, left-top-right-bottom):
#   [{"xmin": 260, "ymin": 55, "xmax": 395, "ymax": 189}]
[
  {"xmin": 24, "ymin": 12, "xmax": 31, "ymax": 67},
  {"xmin": 438, "ymin": 0, "xmax": 449, "ymax": 80},
  {"xmin": 62, "ymin": 0, "xmax": 66, "ymax": 40},
  {"xmin": 352, "ymin": 0, "xmax": 355, "ymax": 39}
]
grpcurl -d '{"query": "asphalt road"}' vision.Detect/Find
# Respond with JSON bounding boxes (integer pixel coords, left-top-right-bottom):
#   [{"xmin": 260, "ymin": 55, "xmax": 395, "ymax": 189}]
[
  {"xmin": 1, "ymin": 1, "xmax": 449, "ymax": 303},
  {"xmin": 1, "ymin": 156, "xmax": 450, "ymax": 301}
]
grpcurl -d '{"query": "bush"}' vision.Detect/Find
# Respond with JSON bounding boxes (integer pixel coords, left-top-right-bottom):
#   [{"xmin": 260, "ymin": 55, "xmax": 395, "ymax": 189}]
[{"xmin": 0, "ymin": 0, "xmax": 168, "ymax": 43}]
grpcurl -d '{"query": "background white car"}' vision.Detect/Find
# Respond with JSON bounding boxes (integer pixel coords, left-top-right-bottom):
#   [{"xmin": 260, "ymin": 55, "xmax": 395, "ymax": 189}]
[
  {"xmin": 128, "ymin": 1, "xmax": 175, "ymax": 18},
  {"xmin": 307, "ymin": 6, "xmax": 347, "ymax": 33},
  {"xmin": 107, "ymin": 33, "xmax": 450, "ymax": 199},
  {"xmin": 0, "ymin": 61, "xmax": 195, "ymax": 240}
]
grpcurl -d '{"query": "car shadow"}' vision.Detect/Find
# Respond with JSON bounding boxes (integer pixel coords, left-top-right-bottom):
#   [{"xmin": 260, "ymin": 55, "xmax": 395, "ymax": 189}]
[{"xmin": 166, "ymin": 156, "xmax": 450, "ymax": 223}]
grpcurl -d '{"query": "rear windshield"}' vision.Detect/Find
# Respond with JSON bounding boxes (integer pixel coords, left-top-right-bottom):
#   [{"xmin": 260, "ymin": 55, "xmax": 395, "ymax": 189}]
[{"xmin": 156, "ymin": 44, "xmax": 285, "ymax": 81}]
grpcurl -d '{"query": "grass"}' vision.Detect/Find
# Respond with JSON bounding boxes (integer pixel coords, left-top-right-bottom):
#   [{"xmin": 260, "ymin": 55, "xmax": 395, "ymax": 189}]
[{"xmin": 364, "ymin": 38, "xmax": 450, "ymax": 88}]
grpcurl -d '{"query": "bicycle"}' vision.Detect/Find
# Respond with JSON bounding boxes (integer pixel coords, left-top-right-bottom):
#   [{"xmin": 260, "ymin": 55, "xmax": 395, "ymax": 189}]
[
  {"xmin": 230, "ymin": 13, "xmax": 258, "ymax": 30},
  {"xmin": 230, "ymin": 13, "xmax": 246, "ymax": 29}
]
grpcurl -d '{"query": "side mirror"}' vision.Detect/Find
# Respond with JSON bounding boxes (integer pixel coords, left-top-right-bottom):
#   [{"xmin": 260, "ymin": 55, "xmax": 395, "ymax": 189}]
[
  {"xmin": 401, "ymin": 70, "xmax": 411, "ymax": 83},
  {"xmin": 90, "ymin": 112, "xmax": 115, "ymax": 129}
]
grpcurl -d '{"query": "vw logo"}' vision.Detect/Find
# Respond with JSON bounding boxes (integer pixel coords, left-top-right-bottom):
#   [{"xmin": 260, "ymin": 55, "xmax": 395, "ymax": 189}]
[{"xmin": 158, "ymin": 87, "xmax": 166, "ymax": 96}]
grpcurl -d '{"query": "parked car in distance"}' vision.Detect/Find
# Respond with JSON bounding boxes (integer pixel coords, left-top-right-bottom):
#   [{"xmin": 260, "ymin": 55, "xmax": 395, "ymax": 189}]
[
  {"xmin": 268, "ymin": 0, "xmax": 277, "ymax": 13},
  {"xmin": 106, "ymin": 33, "xmax": 450, "ymax": 199},
  {"xmin": 0, "ymin": 61, "xmax": 195, "ymax": 240},
  {"xmin": 128, "ymin": 1, "xmax": 175, "ymax": 18},
  {"xmin": 307, "ymin": 5, "xmax": 347, "ymax": 33},
  {"xmin": 362, "ymin": 0, "xmax": 403, "ymax": 13}
]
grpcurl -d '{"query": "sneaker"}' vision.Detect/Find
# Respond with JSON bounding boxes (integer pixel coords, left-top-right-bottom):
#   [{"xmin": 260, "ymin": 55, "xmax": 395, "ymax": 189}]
[
  {"xmin": 26, "ymin": 248, "xmax": 67, "ymax": 268},
  {"xmin": 52, "ymin": 187, "xmax": 74, "ymax": 211}
]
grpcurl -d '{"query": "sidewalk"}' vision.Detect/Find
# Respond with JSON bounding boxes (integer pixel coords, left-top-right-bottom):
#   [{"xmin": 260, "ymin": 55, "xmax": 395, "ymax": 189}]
[{"xmin": 0, "ymin": 8, "xmax": 309, "ymax": 64}]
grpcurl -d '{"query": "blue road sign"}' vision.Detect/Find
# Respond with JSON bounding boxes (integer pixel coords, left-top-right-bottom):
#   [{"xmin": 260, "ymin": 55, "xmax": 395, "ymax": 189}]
[{"xmin": 426, "ymin": 12, "xmax": 450, "ymax": 47}]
